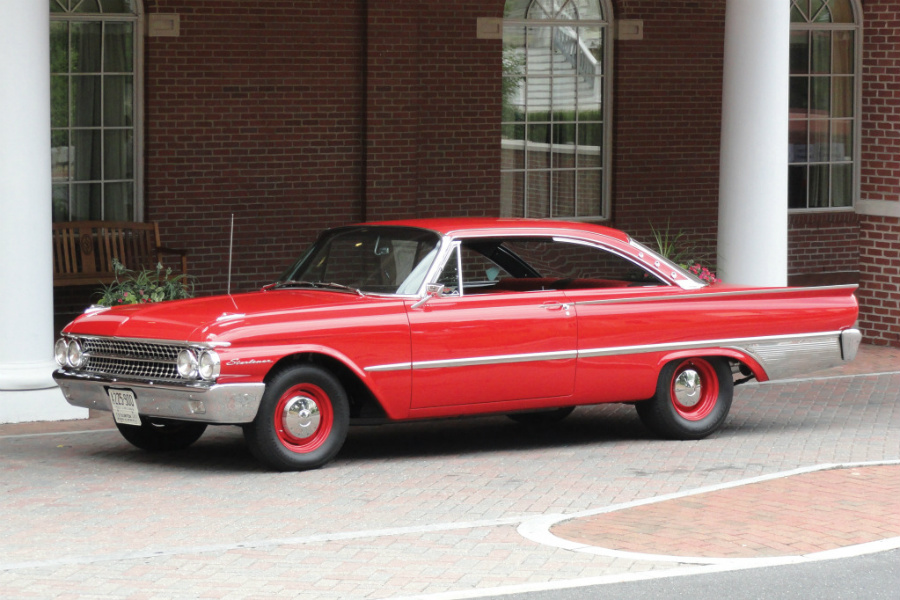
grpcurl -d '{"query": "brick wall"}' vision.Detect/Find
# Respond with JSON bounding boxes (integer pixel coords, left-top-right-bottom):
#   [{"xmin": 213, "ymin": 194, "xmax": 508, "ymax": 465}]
[
  {"xmin": 857, "ymin": 0, "xmax": 900, "ymax": 346},
  {"xmin": 144, "ymin": 1, "xmax": 501, "ymax": 295},
  {"xmin": 145, "ymin": 1, "xmax": 368, "ymax": 294},
  {"xmin": 858, "ymin": 217, "xmax": 900, "ymax": 345},
  {"xmin": 787, "ymin": 212, "xmax": 860, "ymax": 280},
  {"xmin": 611, "ymin": 1, "xmax": 725, "ymax": 256},
  {"xmin": 365, "ymin": 1, "xmax": 501, "ymax": 222}
]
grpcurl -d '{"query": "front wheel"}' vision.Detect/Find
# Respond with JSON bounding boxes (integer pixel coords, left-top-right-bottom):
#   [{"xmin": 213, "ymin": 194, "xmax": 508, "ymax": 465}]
[
  {"xmin": 116, "ymin": 417, "xmax": 207, "ymax": 451},
  {"xmin": 636, "ymin": 357, "xmax": 733, "ymax": 440},
  {"xmin": 244, "ymin": 364, "xmax": 350, "ymax": 471}
]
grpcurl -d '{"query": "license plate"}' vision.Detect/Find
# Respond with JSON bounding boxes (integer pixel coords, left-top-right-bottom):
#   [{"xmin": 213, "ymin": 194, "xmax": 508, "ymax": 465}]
[{"xmin": 108, "ymin": 388, "xmax": 142, "ymax": 426}]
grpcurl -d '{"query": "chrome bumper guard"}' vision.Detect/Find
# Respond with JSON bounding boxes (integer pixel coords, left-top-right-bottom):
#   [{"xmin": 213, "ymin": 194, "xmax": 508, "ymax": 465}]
[{"xmin": 53, "ymin": 371, "xmax": 265, "ymax": 424}]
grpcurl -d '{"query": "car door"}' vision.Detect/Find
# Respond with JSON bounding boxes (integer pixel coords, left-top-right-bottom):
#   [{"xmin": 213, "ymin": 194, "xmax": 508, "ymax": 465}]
[
  {"xmin": 543, "ymin": 237, "xmax": 687, "ymax": 403},
  {"xmin": 406, "ymin": 239, "xmax": 577, "ymax": 411}
]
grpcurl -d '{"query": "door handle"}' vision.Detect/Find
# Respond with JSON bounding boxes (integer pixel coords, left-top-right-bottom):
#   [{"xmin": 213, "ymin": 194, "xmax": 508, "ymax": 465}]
[{"xmin": 540, "ymin": 302, "xmax": 572, "ymax": 313}]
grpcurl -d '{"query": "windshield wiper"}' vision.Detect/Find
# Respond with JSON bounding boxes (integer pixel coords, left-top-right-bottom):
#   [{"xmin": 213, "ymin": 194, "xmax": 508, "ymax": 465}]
[{"xmin": 274, "ymin": 280, "xmax": 364, "ymax": 295}]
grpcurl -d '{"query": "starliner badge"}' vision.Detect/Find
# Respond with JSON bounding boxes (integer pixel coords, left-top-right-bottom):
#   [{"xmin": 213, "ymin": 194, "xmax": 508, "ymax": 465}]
[{"xmin": 227, "ymin": 358, "xmax": 273, "ymax": 366}]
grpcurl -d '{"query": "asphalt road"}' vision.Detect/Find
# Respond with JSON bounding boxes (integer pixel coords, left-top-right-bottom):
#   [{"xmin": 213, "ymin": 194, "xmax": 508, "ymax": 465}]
[{"xmin": 491, "ymin": 549, "xmax": 900, "ymax": 600}]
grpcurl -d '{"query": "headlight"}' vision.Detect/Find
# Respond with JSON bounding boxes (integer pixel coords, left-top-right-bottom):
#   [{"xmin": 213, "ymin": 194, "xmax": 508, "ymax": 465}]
[
  {"xmin": 176, "ymin": 349, "xmax": 199, "ymax": 379},
  {"xmin": 198, "ymin": 350, "xmax": 221, "ymax": 381},
  {"xmin": 54, "ymin": 339, "xmax": 69, "ymax": 367},
  {"xmin": 66, "ymin": 339, "xmax": 87, "ymax": 369}
]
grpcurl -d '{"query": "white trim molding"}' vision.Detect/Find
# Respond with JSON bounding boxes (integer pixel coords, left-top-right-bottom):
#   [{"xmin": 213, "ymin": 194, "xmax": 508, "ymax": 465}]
[{"xmin": 856, "ymin": 199, "xmax": 900, "ymax": 219}]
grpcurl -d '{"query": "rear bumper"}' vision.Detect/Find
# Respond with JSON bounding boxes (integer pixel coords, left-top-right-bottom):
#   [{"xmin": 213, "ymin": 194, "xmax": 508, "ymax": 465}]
[{"xmin": 53, "ymin": 371, "xmax": 265, "ymax": 424}]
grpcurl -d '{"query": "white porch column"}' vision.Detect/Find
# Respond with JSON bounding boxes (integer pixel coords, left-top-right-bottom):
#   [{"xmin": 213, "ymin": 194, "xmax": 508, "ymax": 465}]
[
  {"xmin": 0, "ymin": 3, "xmax": 86, "ymax": 422},
  {"xmin": 717, "ymin": 0, "xmax": 790, "ymax": 286}
]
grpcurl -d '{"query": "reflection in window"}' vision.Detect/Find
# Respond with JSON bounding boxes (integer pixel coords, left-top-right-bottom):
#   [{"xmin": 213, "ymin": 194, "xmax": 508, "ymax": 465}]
[
  {"xmin": 50, "ymin": 0, "xmax": 140, "ymax": 221},
  {"xmin": 501, "ymin": 0, "xmax": 611, "ymax": 219},
  {"xmin": 789, "ymin": 0, "xmax": 858, "ymax": 209}
]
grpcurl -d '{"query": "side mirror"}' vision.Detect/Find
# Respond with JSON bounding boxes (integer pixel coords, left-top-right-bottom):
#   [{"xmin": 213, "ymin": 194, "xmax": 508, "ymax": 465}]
[{"xmin": 411, "ymin": 284, "xmax": 446, "ymax": 309}]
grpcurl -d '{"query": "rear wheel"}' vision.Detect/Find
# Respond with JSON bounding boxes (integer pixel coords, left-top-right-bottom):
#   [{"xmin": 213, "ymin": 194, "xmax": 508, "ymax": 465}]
[
  {"xmin": 244, "ymin": 364, "xmax": 350, "ymax": 471},
  {"xmin": 116, "ymin": 417, "xmax": 207, "ymax": 451},
  {"xmin": 636, "ymin": 357, "xmax": 733, "ymax": 440}
]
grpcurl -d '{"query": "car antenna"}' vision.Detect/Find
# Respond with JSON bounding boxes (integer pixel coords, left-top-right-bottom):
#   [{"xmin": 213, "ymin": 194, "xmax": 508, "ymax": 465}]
[{"xmin": 227, "ymin": 214, "xmax": 234, "ymax": 295}]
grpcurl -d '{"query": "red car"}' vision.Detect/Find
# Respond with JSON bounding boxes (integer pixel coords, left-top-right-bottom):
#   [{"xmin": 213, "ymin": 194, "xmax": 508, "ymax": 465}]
[{"xmin": 53, "ymin": 218, "xmax": 860, "ymax": 471}]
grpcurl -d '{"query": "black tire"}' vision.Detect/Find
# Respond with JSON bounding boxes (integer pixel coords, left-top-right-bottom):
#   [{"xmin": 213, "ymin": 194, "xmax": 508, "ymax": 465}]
[
  {"xmin": 244, "ymin": 364, "xmax": 350, "ymax": 471},
  {"xmin": 636, "ymin": 356, "xmax": 733, "ymax": 440},
  {"xmin": 115, "ymin": 417, "xmax": 207, "ymax": 451},
  {"xmin": 507, "ymin": 406, "xmax": 575, "ymax": 426}
]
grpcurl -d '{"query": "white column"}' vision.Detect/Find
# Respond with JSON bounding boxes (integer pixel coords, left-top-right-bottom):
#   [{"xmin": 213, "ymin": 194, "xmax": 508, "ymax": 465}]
[
  {"xmin": 717, "ymin": 0, "xmax": 791, "ymax": 287},
  {"xmin": 0, "ymin": 4, "xmax": 86, "ymax": 422}
]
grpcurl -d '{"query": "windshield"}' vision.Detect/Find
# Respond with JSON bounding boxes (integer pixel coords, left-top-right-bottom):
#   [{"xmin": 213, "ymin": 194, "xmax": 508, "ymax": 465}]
[{"xmin": 277, "ymin": 226, "xmax": 442, "ymax": 295}]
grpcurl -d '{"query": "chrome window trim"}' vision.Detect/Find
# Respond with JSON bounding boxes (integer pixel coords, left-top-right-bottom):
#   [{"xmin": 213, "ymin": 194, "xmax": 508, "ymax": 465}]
[{"xmin": 551, "ymin": 234, "xmax": 697, "ymax": 289}]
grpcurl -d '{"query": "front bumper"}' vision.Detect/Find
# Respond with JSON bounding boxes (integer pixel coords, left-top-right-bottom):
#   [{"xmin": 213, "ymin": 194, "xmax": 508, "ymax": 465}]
[{"xmin": 53, "ymin": 371, "xmax": 265, "ymax": 424}]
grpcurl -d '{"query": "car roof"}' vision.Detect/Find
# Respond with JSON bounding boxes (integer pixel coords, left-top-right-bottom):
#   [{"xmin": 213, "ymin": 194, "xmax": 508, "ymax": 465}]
[{"xmin": 362, "ymin": 217, "xmax": 632, "ymax": 243}]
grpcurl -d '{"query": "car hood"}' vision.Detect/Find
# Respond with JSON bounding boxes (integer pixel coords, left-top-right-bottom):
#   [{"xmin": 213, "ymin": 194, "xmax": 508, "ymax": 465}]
[{"xmin": 63, "ymin": 290, "xmax": 390, "ymax": 344}]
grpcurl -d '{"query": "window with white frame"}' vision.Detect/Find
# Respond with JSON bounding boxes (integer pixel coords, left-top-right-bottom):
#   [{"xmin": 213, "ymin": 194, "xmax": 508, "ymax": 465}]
[
  {"xmin": 50, "ymin": 0, "xmax": 141, "ymax": 222},
  {"xmin": 501, "ymin": 0, "xmax": 612, "ymax": 220},
  {"xmin": 789, "ymin": 0, "xmax": 859, "ymax": 210}
]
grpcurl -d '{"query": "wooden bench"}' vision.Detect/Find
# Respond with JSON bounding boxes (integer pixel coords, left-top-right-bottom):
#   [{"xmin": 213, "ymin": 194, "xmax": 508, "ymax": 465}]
[{"xmin": 52, "ymin": 221, "xmax": 187, "ymax": 287}]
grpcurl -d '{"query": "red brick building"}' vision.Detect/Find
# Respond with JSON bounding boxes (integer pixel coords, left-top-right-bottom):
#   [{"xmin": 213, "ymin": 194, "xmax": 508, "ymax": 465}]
[{"xmin": 1, "ymin": 1, "xmax": 897, "ymax": 422}]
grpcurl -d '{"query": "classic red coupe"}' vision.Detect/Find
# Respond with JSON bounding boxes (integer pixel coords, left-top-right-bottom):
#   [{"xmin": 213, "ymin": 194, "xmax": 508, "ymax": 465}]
[{"xmin": 53, "ymin": 219, "xmax": 861, "ymax": 471}]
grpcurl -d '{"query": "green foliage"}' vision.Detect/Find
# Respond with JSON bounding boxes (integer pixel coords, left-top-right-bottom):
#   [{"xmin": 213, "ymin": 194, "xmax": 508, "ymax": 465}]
[
  {"xmin": 650, "ymin": 223, "xmax": 696, "ymax": 267},
  {"xmin": 648, "ymin": 223, "xmax": 720, "ymax": 284},
  {"xmin": 96, "ymin": 259, "xmax": 193, "ymax": 306}
]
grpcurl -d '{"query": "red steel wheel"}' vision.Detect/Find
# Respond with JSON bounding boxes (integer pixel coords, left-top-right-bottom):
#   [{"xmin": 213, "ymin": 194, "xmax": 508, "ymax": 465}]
[
  {"xmin": 273, "ymin": 383, "xmax": 334, "ymax": 453},
  {"xmin": 636, "ymin": 356, "xmax": 733, "ymax": 440},
  {"xmin": 245, "ymin": 364, "xmax": 349, "ymax": 471},
  {"xmin": 668, "ymin": 358, "xmax": 719, "ymax": 421}
]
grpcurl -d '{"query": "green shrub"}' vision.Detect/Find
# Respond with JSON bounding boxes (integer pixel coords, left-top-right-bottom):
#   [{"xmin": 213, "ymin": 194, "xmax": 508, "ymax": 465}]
[{"xmin": 96, "ymin": 259, "xmax": 194, "ymax": 306}]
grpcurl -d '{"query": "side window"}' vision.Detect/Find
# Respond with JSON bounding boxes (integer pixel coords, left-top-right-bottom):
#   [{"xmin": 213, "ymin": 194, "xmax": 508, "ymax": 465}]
[
  {"xmin": 433, "ymin": 237, "xmax": 666, "ymax": 295},
  {"xmin": 502, "ymin": 239, "xmax": 666, "ymax": 286},
  {"xmin": 436, "ymin": 247, "xmax": 461, "ymax": 295},
  {"xmin": 436, "ymin": 245, "xmax": 514, "ymax": 295},
  {"xmin": 461, "ymin": 246, "xmax": 512, "ymax": 289}
]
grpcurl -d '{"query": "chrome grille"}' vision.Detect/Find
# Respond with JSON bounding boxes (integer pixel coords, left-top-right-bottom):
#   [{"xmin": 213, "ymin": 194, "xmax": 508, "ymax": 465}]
[
  {"xmin": 82, "ymin": 338, "xmax": 181, "ymax": 361},
  {"xmin": 78, "ymin": 337, "xmax": 186, "ymax": 383}
]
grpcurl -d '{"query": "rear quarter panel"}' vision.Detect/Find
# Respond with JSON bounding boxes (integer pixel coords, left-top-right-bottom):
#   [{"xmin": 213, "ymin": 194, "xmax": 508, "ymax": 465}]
[{"xmin": 565, "ymin": 284, "xmax": 858, "ymax": 403}]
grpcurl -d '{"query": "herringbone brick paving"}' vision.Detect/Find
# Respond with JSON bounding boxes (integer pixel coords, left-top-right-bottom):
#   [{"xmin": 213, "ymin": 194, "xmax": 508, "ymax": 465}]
[{"xmin": 0, "ymin": 344, "xmax": 898, "ymax": 599}]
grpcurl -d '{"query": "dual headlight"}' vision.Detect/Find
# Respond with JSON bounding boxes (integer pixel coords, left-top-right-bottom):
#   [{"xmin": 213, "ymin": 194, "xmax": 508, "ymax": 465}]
[
  {"xmin": 176, "ymin": 348, "xmax": 221, "ymax": 381},
  {"xmin": 54, "ymin": 338, "xmax": 86, "ymax": 369}
]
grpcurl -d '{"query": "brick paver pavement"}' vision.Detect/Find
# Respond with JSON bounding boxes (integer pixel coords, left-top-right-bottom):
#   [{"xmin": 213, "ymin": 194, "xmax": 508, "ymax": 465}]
[
  {"xmin": 0, "ymin": 344, "xmax": 898, "ymax": 599},
  {"xmin": 551, "ymin": 464, "xmax": 900, "ymax": 559}
]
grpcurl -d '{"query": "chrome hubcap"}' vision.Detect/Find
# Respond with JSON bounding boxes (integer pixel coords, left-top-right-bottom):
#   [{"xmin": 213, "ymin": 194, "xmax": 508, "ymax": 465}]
[
  {"xmin": 282, "ymin": 395, "xmax": 321, "ymax": 439},
  {"xmin": 673, "ymin": 369, "xmax": 702, "ymax": 407}
]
